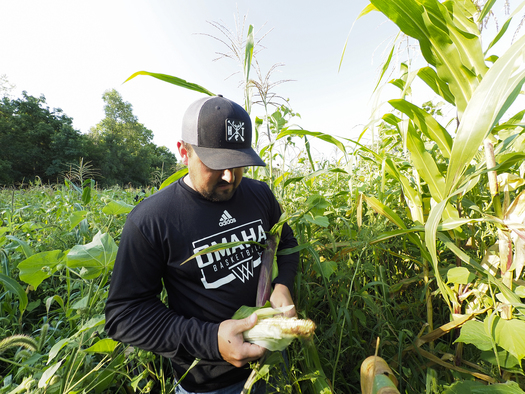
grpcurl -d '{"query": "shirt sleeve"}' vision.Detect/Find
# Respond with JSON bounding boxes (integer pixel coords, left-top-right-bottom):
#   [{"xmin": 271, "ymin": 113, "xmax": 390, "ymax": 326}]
[{"xmin": 104, "ymin": 217, "xmax": 222, "ymax": 361}]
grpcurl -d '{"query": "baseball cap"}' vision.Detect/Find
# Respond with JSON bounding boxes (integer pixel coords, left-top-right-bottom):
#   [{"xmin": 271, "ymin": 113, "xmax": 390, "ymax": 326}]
[{"xmin": 181, "ymin": 95, "xmax": 266, "ymax": 170}]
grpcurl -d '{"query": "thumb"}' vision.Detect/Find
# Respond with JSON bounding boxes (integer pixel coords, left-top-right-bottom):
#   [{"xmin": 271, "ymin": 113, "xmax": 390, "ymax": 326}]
[{"xmin": 241, "ymin": 313, "xmax": 258, "ymax": 331}]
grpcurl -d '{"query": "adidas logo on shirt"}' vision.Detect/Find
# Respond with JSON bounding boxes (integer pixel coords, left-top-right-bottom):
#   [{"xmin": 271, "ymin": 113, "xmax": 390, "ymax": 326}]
[{"xmin": 219, "ymin": 210, "xmax": 236, "ymax": 227}]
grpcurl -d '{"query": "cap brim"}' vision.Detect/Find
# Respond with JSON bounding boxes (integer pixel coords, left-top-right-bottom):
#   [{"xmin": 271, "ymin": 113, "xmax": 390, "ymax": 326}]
[{"xmin": 192, "ymin": 145, "xmax": 266, "ymax": 170}]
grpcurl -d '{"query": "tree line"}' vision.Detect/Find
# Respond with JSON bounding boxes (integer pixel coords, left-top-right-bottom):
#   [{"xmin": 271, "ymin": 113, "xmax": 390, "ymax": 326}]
[{"xmin": 0, "ymin": 88, "xmax": 178, "ymax": 187}]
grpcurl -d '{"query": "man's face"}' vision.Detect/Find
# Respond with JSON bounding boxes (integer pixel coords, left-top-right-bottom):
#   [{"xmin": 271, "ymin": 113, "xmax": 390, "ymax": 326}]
[{"xmin": 178, "ymin": 142, "xmax": 243, "ymax": 202}]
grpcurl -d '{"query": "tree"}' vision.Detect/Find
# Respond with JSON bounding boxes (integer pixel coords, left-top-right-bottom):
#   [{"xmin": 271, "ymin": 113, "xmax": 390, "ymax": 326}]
[
  {"xmin": 0, "ymin": 92, "xmax": 84, "ymax": 185},
  {"xmin": 88, "ymin": 89, "xmax": 177, "ymax": 186}
]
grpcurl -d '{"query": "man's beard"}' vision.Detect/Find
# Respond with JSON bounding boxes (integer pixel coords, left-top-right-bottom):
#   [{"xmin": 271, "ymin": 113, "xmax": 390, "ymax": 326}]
[{"xmin": 196, "ymin": 181, "xmax": 238, "ymax": 202}]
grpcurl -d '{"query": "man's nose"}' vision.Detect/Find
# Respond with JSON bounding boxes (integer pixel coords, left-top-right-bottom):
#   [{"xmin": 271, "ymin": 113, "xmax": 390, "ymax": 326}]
[{"xmin": 221, "ymin": 169, "xmax": 235, "ymax": 183}]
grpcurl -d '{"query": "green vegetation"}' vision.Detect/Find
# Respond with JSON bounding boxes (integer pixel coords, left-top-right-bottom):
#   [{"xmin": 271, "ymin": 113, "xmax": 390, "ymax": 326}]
[
  {"xmin": 2, "ymin": 0, "xmax": 525, "ymax": 392},
  {"xmin": 0, "ymin": 89, "xmax": 177, "ymax": 187}
]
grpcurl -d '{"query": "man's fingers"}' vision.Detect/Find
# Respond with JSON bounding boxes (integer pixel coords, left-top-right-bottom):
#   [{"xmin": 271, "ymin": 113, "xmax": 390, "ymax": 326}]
[{"xmin": 218, "ymin": 314, "xmax": 265, "ymax": 367}]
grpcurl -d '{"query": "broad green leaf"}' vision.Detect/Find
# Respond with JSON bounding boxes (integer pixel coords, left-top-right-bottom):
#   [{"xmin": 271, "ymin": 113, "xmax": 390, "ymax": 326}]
[
  {"xmin": 124, "ymin": 71, "xmax": 214, "ymax": 96},
  {"xmin": 442, "ymin": 380, "xmax": 485, "ymax": 394},
  {"xmin": 389, "ymin": 99, "xmax": 452, "ymax": 158},
  {"xmin": 66, "ymin": 232, "xmax": 118, "ymax": 279},
  {"xmin": 304, "ymin": 215, "xmax": 329, "ymax": 228},
  {"xmin": 455, "ymin": 320, "xmax": 493, "ymax": 351},
  {"xmin": 447, "ymin": 266, "xmax": 475, "ymax": 285},
  {"xmin": 84, "ymin": 338, "xmax": 119, "ymax": 354},
  {"xmin": 18, "ymin": 250, "xmax": 63, "ymax": 289},
  {"xmin": 313, "ymin": 259, "xmax": 337, "ymax": 279},
  {"xmin": 480, "ymin": 349, "xmax": 520, "ymax": 370},
  {"xmin": 160, "ymin": 167, "xmax": 188, "ymax": 190},
  {"xmin": 69, "ymin": 210, "xmax": 87, "ymax": 230},
  {"xmin": 0, "ymin": 272, "xmax": 28, "ymax": 314},
  {"xmin": 102, "ymin": 200, "xmax": 134, "ymax": 216},
  {"xmin": 492, "ymin": 316, "xmax": 525, "ymax": 361},
  {"xmin": 445, "ymin": 33, "xmax": 525, "ymax": 194}
]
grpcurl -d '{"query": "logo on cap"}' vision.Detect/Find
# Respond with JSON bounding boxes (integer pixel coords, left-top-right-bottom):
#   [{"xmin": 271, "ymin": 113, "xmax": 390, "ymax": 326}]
[{"xmin": 226, "ymin": 119, "xmax": 245, "ymax": 143}]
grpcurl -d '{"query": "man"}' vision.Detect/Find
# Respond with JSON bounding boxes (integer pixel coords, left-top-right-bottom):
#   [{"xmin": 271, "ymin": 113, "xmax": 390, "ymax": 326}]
[{"xmin": 105, "ymin": 95, "xmax": 299, "ymax": 393}]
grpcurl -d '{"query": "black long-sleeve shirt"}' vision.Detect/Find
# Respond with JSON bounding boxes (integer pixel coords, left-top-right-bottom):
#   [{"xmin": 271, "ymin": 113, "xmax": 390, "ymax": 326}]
[{"xmin": 105, "ymin": 177, "xmax": 298, "ymax": 392}]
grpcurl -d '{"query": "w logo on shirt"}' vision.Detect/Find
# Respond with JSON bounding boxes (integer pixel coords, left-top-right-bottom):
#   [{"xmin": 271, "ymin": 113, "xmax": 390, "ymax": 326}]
[
  {"xmin": 219, "ymin": 210, "xmax": 236, "ymax": 227},
  {"xmin": 233, "ymin": 261, "xmax": 254, "ymax": 283}
]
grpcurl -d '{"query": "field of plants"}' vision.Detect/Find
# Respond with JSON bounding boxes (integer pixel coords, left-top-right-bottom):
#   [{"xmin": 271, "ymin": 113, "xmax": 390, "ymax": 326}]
[{"xmin": 2, "ymin": 0, "xmax": 525, "ymax": 393}]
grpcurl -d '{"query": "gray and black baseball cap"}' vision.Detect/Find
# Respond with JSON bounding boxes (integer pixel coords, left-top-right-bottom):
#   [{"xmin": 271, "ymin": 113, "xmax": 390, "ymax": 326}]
[{"xmin": 181, "ymin": 95, "xmax": 266, "ymax": 170}]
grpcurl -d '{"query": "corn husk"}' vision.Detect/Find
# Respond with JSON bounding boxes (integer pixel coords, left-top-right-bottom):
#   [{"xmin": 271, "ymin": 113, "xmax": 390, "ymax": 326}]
[{"xmin": 242, "ymin": 306, "xmax": 316, "ymax": 351}]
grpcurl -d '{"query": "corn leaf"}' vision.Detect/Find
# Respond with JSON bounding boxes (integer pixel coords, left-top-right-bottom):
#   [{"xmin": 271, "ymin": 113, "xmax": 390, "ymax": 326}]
[
  {"xmin": 123, "ymin": 71, "xmax": 214, "ymax": 96},
  {"xmin": 160, "ymin": 167, "xmax": 188, "ymax": 190},
  {"xmin": 182, "ymin": 240, "xmax": 264, "ymax": 265},
  {"xmin": 445, "ymin": 33, "xmax": 525, "ymax": 194},
  {"xmin": 484, "ymin": 0, "xmax": 525, "ymax": 53},
  {"xmin": 389, "ymin": 99, "xmax": 453, "ymax": 158},
  {"xmin": 417, "ymin": 66, "xmax": 455, "ymax": 104},
  {"xmin": 276, "ymin": 129, "xmax": 346, "ymax": 154}
]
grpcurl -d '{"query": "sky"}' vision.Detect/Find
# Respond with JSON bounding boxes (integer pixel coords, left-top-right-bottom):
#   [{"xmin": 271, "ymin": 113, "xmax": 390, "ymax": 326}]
[
  {"xmin": 0, "ymin": 1, "xmax": 404, "ymax": 159},
  {"xmin": 1, "ymin": 1, "xmax": 521, "ymax": 161}
]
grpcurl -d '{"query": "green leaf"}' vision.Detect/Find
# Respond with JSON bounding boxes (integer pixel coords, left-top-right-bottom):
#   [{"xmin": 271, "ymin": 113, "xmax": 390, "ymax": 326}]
[
  {"xmin": 48, "ymin": 338, "xmax": 69, "ymax": 364},
  {"xmin": 0, "ymin": 272, "xmax": 28, "ymax": 314},
  {"xmin": 276, "ymin": 129, "xmax": 346, "ymax": 154},
  {"xmin": 102, "ymin": 200, "xmax": 134, "ymax": 216},
  {"xmin": 69, "ymin": 210, "xmax": 87, "ymax": 230},
  {"xmin": 455, "ymin": 320, "xmax": 493, "ymax": 351},
  {"xmin": 84, "ymin": 338, "xmax": 119, "ymax": 354},
  {"xmin": 406, "ymin": 122, "xmax": 446, "ymax": 201},
  {"xmin": 478, "ymin": 0, "xmax": 497, "ymax": 22},
  {"xmin": 304, "ymin": 215, "xmax": 329, "ymax": 227},
  {"xmin": 66, "ymin": 232, "xmax": 118, "ymax": 279},
  {"xmin": 389, "ymin": 99, "xmax": 453, "ymax": 158},
  {"xmin": 417, "ymin": 67, "xmax": 455, "ymax": 104},
  {"xmin": 160, "ymin": 167, "xmax": 188, "ymax": 190},
  {"xmin": 244, "ymin": 25, "xmax": 254, "ymax": 85},
  {"xmin": 492, "ymin": 316, "xmax": 525, "ymax": 361},
  {"xmin": 445, "ymin": 33, "xmax": 525, "ymax": 194},
  {"xmin": 313, "ymin": 259, "xmax": 337, "ymax": 279},
  {"xmin": 38, "ymin": 360, "xmax": 63, "ymax": 388},
  {"xmin": 447, "ymin": 266, "xmax": 475, "ymax": 285},
  {"xmin": 18, "ymin": 250, "xmax": 63, "ymax": 289},
  {"xmin": 363, "ymin": 194, "xmax": 407, "ymax": 229},
  {"xmin": 124, "ymin": 71, "xmax": 214, "ymax": 96},
  {"xmin": 6, "ymin": 235, "xmax": 33, "ymax": 258},
  {"xmin": 371, "ymin": 0, "xmax": 487, "ymax": 117},
  {"xmin": 484, "ymin": 1, "xmax": 525, "ymax": 53},
  {"xmin": 76, "ymin": 314, "xmax": 105, "ymax": 335},
  {"xmin": 480, "ymin": 349, "xmax": 520, "ymax": 370}
]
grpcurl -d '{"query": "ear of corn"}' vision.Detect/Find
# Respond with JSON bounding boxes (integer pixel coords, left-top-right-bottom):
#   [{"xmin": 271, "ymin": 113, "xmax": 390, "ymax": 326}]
[{"xmin": 242, "ymin": 307, "xmax": 316, "ymax": 351}]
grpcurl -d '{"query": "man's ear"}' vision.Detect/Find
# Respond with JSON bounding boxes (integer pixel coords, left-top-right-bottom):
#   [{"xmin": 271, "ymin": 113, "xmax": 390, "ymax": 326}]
[{"xmin": 177, "ymin": 141, "xmax": 189, "ymax": 166}]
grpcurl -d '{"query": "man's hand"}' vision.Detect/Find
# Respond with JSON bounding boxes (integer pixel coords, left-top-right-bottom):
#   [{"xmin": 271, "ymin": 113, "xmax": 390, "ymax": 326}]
[
  {"xmin": 218, "ymin": 313, "xmax": 266, "ymax": 367},
  {"xmin": 270, "ymin": 284, "xmax": 296, "ymax": 317}
]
